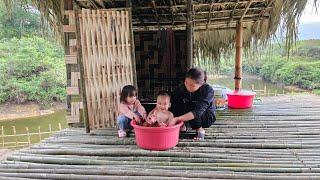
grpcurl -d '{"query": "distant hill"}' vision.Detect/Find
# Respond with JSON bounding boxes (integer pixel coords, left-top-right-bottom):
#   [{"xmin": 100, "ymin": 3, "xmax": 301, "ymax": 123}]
[{"xmin": 298, "ymin": 22, "xmax": 320, "ymax": 40}]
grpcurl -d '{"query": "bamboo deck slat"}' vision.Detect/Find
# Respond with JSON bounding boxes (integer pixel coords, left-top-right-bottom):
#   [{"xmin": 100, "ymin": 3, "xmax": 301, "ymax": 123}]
[{"xmin": 1, "ymin": 94, "xmax": 320, "ymax": 179}]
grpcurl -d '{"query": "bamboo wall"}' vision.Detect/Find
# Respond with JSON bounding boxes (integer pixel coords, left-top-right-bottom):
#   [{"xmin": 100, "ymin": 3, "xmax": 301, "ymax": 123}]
[
  {"xmin": 63, "ymin": 0, "xmax": 84, "ymax": 125},
  {"xmin": 134, "ymin": 30, "xmax": 187, "ymax": 101},
  {"xmin": 79, "ymin": 9, "xmax": 134, "ymax": 130}
]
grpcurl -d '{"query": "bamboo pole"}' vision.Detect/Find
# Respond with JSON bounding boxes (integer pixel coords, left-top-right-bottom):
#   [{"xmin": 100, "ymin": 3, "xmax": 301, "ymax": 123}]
[
  {"xmin": 186, "ymin": 0, "xmax": 193, "ymax": 68},
  {"xmin": 25, "ymin": 127, "xmax": 31, "ymax": 146},
  {"xmin": 1, "ymin": 126, "xmax": 4, "ymax": 148},
  {"xmin": 12, "ymin": 126, "xmax": 17, "ymax": 148},
  {"xmin": 234, "ymin": 22, "xmax": 243, "ymax": 91},
  {"xmin": 74, "ymin": 3, "xmax": 90, "ymax": 133},
  {"xmin": 38, "ymin": 126, "xmax": 41, "ymax": 141}
]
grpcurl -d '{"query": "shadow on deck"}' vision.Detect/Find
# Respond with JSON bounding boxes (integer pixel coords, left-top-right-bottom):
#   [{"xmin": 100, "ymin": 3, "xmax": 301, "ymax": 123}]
[{"xmin": 0, "ymin": 94, "xmax": 320, "ymax": 179}]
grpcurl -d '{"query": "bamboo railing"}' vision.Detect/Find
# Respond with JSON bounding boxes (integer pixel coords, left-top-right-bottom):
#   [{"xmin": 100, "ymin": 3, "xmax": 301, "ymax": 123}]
[{"xmin": 0, "ymin": 124, "xmax": 62, "ymax": 149}]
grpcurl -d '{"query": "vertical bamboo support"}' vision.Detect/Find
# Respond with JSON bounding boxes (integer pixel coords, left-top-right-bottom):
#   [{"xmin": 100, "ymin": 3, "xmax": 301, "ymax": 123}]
[
  {"xmin": 59, "ymin": 123, "xmax": 62, "ymax": 131},
  {"xmin": 275, "ymin": 90, "xmax": 277, "ymax": 96},
  {"xmin": 283, "ymin": 89, "xmax": 285, "ymax": 95},
  {"xmin": 49, "ymin": 124, "xmax": 52, "ymax": 134},
  {"xmin": 1, "ymin": 126, "xmax": 4, "ymax": 148},
  {"xmin": 186, "ymin": 0, "xmax": 193, "ymax": 68},
  {"xmin": 25, "ymin": 127, "xmax": 31, "ymax": 146},
  {"xmin": 267, "ymin": 90, "xmax": 270, "ymax": 96},
  {"xmin": 38, "ymin": 126, "xmax": 42, "ymax": 141},
  {"xmin": 12, "ymin": 126, "xmax": 17, "ymax": 148},
  {"xmin": 127, "ymin": 1, "xmax": 137, "ymax": 88},
  {"xmin": 251, "ymin": 84, "xmax": 254, "ymax": 91},
  {"xmin": 264, "ymin": 86, "xmax": 267, "ymax": 96},
  {"xmin": 74, "ymin": 2, "xmax": 90, "ymax": 133},
  {"xmin": 234, "ymin": 22, "xmax": 243, "ymax": 91}
]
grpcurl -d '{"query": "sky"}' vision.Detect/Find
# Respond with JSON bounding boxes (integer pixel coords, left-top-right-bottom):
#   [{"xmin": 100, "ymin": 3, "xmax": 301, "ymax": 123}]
[{"xmin": 300, "ymin": 0, "xmax": 320, "ymax": 24}]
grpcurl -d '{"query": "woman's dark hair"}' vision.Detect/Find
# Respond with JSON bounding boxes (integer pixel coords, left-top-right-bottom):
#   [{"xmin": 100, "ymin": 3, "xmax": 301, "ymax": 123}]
[
  {"xmin": 185, "ymin": 67, "xmax": 207, "ymax": 84},
  {"xmin": 120, "ymin": 85, "xmax": 137, "ymax": 103}
]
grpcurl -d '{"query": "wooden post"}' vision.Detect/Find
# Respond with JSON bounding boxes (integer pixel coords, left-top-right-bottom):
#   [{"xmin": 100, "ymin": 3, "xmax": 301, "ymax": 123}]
[
  {"xmin": 12, "ymin": 126, "xmax": 17, "ymax": 148},
  {"xmin": 186, "ymin": 0, "xmax": 193, "ymax": 68},
  {"xmin": 234, "ymin": 22, "xmax": 243, "ymax": 91},
  {"xmin": 25, "ymin": 127, "xmax": 31, "ymax": 146},
  {"xmin": 1, "ymin": 126, "xmax": 4, "ymax": 148},
  {"xmin": 58, "ymin": 123, "xmax": 62, "ymax": 131},
  {"xmin": 264, "ymin": 86, "xmax": 267, "ymax": 96},
  {"xmin": 73, "ymin": 2, "xmax": 90, "ymax": 133},
  {"xmin": 126, "ymin": 0, "xmax": 138, "ymax": 88},
  {"xmin": 251, "ymin": 84, "xmax": 254, "ymax": 91},
  {"xmin": 38, "ymin": 126, "xmax": 42, "ymax": 141}
]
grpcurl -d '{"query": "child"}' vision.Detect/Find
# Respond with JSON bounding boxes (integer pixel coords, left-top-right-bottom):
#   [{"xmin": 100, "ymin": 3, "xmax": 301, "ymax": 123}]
[
  {"xmin": 145, "ymin": 92, "xmax": 174, "ymax": 127},
  {"xmin": 117, "ymin": 85, "xmax": 147, "ymax": 138}
]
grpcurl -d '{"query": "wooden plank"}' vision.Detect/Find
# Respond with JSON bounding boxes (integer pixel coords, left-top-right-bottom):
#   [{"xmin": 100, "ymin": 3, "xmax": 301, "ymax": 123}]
[
  {"xmin": 71, "ymin": 72, "xmax": 80, "ymax": 87},
  {"xmin": 63, "ymin": 25, "xmax": 76, "ymax": 32},
  {"xmin": 66, "ymin": 116, "xmax": 80, "ymax": 123},
  {"xmin": 69, "ymin": 39, "xmax": 77, "ymax": 46},
  {"xmin": 65, "ymin": 55, "xmax": 77, "ymax": 64},
  {"xmin": 66, "ymin": 87, "xmax": 79, "ymax": 95}
]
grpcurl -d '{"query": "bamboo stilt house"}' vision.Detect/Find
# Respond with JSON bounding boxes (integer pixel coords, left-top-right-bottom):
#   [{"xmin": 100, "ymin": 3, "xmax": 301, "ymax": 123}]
[{"xmin": 3, "ymin": 0, "xmax": 317, "ymax": 132}]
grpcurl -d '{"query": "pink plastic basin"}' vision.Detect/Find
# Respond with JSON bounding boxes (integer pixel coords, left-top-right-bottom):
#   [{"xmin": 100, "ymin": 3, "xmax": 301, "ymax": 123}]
[
  {"xmin": 227, "ymin": 90, "xmax": 256, "ymax": 109},
  {"xmin": 131, "ymin": 121, "xmax": 183, "ymax": 151}
]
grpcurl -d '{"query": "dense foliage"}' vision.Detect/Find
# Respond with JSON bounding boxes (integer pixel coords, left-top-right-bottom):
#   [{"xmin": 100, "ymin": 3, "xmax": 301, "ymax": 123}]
[
  {"xmin": 215, "ymin": 40, "xmax": 320, "ymax": 93},
  {"xmin": 0, "ymin": 2, "xmax": 66, "ymax": 105},
  {"xmin": 0, "ymin": 37, "xmax": 66, "ymax": 104}
]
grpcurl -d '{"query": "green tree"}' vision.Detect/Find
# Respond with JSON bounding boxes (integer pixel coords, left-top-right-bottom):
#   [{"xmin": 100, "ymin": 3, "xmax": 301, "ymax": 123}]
[{"xmin": 0, "ymin": 1, "xmax": 41, "ymax": 39}]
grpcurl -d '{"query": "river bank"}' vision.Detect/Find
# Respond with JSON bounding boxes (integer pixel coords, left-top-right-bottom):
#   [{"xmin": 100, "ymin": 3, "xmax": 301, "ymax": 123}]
[{"xmin": 0, "ymin": 102, "xmax": 65, "ymax": 121}]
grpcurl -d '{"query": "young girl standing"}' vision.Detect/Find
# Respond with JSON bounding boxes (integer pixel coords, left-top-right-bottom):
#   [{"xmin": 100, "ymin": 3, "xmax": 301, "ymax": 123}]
[{"xmin": 117, "ymin": 85, "xmax": 147, "ymax": 138}]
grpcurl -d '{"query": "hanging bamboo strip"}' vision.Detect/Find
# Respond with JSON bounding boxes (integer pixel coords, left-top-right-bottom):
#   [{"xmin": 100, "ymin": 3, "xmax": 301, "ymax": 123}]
[
  {"xmin": 95, "ymin": 10, "xmax": 105, "ymax": 128},
  {"xmin": 106, "ymin": 10, "xmax": 116, "ymax": 128},
  {"xmin": 125, "ymin": 11, "xmax": 133, "ymax": 84},
  {"xmin": 90, "ymin": 10, "xmax": 101, "ymax": 128},
  {"xmin": 121, "ymin": 11, "xmax": 130, "ymax": 85},
  {"xmin": 80, "ymin": 9, "xmax": 94, "ymax": 129},
  {"xmin": 111, "ymin": 11, "xmax": 119, "ymax": 128},
  {"xmin": 80, "ymin": 9, "xmax": 134, "ymax": 130},
  {"xmin": 101, "ymin": 11, "xmax": 112, "ymax": 128}
]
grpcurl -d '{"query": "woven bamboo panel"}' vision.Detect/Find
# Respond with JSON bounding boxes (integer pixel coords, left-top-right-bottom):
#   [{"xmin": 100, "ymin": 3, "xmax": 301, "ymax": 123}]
[
  {"xmin": 135, "ymin": 30, "xmax": 187, "ymax": 101},
  {"xmin": 80, "ymin": 9, "xmax": 134, "ymax": 129},
  {"xmin": 63, "ymin": 1, "xmax": 82, "ymax": 125}
]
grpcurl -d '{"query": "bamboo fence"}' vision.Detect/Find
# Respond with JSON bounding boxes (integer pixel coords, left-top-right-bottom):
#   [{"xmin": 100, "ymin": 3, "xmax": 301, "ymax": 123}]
[
  {"xmin": 0, "ymin": 124, "xmax": 62, "ymax": 149},
  {"xmin": 79, "ymin": 9, "xmax": 134, "ymax": 130}
]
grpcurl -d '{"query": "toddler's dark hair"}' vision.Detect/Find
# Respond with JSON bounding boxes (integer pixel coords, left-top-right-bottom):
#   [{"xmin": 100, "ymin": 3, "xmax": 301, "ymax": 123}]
[
  {"xmin": 157, "ymin": 91, "xmax": 170, "ymax": 99},
  {"xmin": 120, "ymin": 85, "xmax": 137, "ymax": 103}
]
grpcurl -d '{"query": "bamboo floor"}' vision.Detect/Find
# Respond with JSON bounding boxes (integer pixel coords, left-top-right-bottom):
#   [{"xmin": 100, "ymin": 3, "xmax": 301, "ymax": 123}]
[{"xmin": 0, "ymin": 94, "xmax": 319, "ymax": 179}]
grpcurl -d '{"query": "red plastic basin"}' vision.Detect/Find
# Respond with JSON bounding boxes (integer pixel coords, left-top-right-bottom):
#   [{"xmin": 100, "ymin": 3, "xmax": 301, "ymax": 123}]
[
  {"xmin": 227, "ymin": 90, "xmax": 256, "ymax": 109},
  {"xmin": 131, "ymin": 121, "xmax": 183, "ymax": 151}
]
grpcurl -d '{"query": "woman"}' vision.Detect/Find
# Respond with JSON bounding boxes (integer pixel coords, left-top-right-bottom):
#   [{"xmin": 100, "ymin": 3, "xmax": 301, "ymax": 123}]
[{"xmin": 169, "ymin": 68, "xmax": 216, "ymax": 140}]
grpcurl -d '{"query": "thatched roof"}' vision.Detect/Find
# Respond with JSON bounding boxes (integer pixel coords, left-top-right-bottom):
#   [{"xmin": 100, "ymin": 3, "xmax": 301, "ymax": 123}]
[{"xmin": 3, "ymin": 0, "xmax": 319, "ymax": 61}]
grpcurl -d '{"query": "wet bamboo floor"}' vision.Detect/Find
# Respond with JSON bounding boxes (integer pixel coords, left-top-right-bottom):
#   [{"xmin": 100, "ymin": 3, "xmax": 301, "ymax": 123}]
[{"xmin": 0, "ymin": 94, "xmax": 320, "ymax": 179}]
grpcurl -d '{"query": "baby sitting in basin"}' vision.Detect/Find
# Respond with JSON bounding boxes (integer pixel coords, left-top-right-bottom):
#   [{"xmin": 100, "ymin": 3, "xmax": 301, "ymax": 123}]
[{"xmin": 143, "ymin": 92, "xmax": 175, "ymax": 127}]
